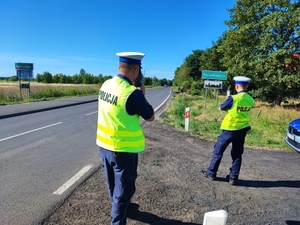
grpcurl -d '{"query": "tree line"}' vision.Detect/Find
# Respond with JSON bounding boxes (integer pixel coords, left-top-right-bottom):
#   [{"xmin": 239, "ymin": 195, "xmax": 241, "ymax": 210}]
[
  {"xmin": 2, "ymin": 68, "xmax": 173, "ymax": 87},
  {"xmin": 174, "ymin": 0, "xmax": 299, "ymax": 105},
  {"xmin": 34, "ymin": 69, "xmax": 172, "ymax": 87}
]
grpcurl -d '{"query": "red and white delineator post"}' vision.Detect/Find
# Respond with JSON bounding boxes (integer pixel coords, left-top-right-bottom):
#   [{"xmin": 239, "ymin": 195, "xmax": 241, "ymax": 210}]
[{"xmin": 185, "ymin": 107, "xmax": 190, "ymax": 132}]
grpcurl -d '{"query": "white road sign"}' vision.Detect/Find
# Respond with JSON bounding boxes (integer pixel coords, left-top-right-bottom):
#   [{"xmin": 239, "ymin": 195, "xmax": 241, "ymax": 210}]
[{"xmin": 204, "ymin": 80, "xmax": 223, "ymax": 89}]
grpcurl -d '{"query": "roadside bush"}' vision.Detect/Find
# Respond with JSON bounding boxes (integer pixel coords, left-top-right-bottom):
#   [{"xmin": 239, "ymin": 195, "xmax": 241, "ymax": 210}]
[
  {"xmin": 188, "ymin": 81, "xmax": 203, "ymax": 95},
  {"xmin": 181, "ymin": 81, "xmax": 192, "ymax": 92},
  {"xmin": 0, "ymin": 91, "xmax": 8, "ymax": 104}
]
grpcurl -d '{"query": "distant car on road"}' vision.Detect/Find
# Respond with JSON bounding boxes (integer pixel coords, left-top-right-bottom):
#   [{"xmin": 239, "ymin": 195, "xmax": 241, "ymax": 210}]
[{"xmin": 285, "ymin": 118, "xmax": 300, "ymax": 153}]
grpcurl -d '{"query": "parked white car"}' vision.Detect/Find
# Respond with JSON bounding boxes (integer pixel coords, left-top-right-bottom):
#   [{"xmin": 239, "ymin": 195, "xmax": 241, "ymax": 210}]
[{"xmin": 285, "ymin": 118, "xmax": 300, "ymax": 153}]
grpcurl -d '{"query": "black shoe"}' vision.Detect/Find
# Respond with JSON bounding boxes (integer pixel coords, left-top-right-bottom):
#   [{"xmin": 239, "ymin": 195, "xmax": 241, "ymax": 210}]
[
  {"xmin": 226, "ymin": 175, "xmax": 237, "ymax": 185},
  {"xmin": 201, "ymin": 170, "xmax": 216, "ymax": 180},
  {"xmin": 127, "ymin": 203, "xmax": 139, "ymax": 216}
]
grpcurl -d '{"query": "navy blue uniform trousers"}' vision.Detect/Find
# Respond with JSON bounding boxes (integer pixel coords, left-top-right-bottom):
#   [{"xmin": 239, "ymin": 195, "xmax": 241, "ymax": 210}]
[
  {"xmin": 206, "ymin": 126, "xmax": 250, "ymax": 179},
  {"xmin": 99, "ymin": 147, "xmax": 138, "ymax": 225}
]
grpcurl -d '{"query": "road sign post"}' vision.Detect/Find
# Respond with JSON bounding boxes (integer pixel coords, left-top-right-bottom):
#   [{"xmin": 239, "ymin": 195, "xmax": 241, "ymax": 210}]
[
  {"xmin": 15, "ymin": 62, "xmax": 34, "ymax": 96},
  {"xmin": 202, "ymin": 70, "xmax": 227, "ymax": 109}
]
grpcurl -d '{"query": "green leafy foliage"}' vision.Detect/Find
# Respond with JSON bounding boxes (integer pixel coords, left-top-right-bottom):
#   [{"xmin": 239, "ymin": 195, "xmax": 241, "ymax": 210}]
[
  {"xmin": 220, "ymin": 0, "xmax": 300, "ymax": 105},
  {"xmin": 173, "ymin": 0, "xmax": 299, "ymax": 106},
  {"xmin": 188, "ymin": 81, "xmax": 204, "ymax": 95}
]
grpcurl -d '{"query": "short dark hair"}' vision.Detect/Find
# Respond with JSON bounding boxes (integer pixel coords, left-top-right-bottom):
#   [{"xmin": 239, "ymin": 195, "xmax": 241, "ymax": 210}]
[
  {"xmin": 236, "ymin": 83, "xmax": 249, "ymax": 89},
  {"xmin": 119, "ymin": 62, "xmax": 138, "ymax": 70}
]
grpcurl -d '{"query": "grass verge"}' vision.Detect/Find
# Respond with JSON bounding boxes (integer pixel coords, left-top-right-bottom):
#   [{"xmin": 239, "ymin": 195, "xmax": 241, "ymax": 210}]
[
  {"xmin": 0, "ymin": 82, "xmax": 99, "ymax": 105},
  {"xmin": 160, "ymin": 93, "xmax": 299, "ymax": 151}
]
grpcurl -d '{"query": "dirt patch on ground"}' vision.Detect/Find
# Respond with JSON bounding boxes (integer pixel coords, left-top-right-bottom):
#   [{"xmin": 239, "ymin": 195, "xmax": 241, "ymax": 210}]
[{"xmin": 43, "ymin": 120, "xmax": 300, "ymax": 225}]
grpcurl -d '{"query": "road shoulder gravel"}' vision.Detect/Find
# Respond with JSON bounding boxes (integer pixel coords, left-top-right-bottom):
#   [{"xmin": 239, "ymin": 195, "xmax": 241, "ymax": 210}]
[{"xmin": 42, "ymin": 119, "xmax": 300, "ymax": 224}]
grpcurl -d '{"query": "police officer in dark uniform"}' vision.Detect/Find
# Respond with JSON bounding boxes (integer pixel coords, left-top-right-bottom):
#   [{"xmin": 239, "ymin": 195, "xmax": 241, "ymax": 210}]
[
  {"xmin": 202, "ymin": 76, "xmax": 255, "ymax": 185},
  {"xmin": 96, "ymin": 52, "xmax": 155, "ymax": 224}
]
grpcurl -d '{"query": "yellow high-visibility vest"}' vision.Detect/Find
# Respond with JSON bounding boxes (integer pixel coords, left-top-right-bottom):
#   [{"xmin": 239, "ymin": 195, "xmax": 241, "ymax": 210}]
[
  {"xmin": 220, "ymin": 92, "xmax": 255, "ymax": 131},
  {"xmin": 96, "ymin": 76, "xmax": 145, "ymax": 152}
]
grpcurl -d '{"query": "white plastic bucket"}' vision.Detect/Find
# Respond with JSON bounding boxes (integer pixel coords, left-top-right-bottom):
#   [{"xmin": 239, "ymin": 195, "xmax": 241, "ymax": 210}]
[{"xmin": 203, "ymin": 209, "xmax": 228, "ymax": 225}]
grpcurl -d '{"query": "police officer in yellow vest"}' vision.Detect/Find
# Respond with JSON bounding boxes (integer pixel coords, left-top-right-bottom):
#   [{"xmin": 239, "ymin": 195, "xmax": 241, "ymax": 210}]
[
  {"xmin": 96, "ymin": 52, "xmax": 155, "ymax": 225},
  {"xmin": 202, "ymin": 76, "xmax": 255, "ymax": 185}
]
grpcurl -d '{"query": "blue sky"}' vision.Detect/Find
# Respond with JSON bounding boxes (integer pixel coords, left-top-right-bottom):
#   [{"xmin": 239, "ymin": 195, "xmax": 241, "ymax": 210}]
[{"xmin": 0, "ymin": 0, "xmax": 235, "ymax": 80}]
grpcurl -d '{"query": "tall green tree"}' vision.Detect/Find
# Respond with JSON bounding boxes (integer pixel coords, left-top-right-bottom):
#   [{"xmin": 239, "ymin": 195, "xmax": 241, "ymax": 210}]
[
  {"xmin": 152, "ymin": 76, "xmax": 159, "ymax": 86},
  {"xmin": 200, "ymin": 37, "xmax": 226, "ymax": 74},
  {"xmin": 173, "ymin": 65, "xmax": 193, "ymax": 88},
  {"xmin": 36, "ymin": 73, "xmax": 42, "ymax": 82},
  {"xmin": 72, "ymin": 74, "xmax": 82, "ymax": 84},
  {"xmin": 144, "ymin": 77, "xmax": 152, "ymax": 86},
  {"xmin": 185, "ymin": 50, "xmax": 204, "ymax": 81},
  {"xmin": 40, "ymin": 71, "xmax": 53, "ymax": 83},
  {"xmin": 59, "ymin": 74, "xmax": 67, "ymax": 83},
  {"xmin": 82, "ymin": 73, "xmax": 94, "ymax": 84},
  {"xmin": 173, "ymin": 51, "xmax": 201, "ymax": 85},
  {"xmin": 80, "ymin": 68, "xmax": 86, "ymax": 75},
  {"xmin": 220, "ymin": 0, "xmax": 300, "ymax": 105},
  {"xmin": 52, "ymin": 74, "xmax": 59, "ymax": 83},
  {"xmin": 159, "ymin": 78, "xmax": 168, "ymax": 86}
]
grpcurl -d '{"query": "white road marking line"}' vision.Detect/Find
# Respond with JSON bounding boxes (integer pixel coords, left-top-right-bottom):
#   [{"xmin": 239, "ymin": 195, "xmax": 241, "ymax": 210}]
[
  {"xmin": 0, "ymin": 122, "xmax": 63, "ymax": 142},
  {"xmin": 86, "ymin": 111, "xmax": 97, "ymax": 116},
  {"xmin": 53, "ymin": 164, "xmax": 94, "ymax": 195}
]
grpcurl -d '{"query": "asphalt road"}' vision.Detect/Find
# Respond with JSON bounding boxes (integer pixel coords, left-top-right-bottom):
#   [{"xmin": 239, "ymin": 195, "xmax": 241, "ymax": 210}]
[{"xmin": 0, "ymin": 87, "xmax": 171, "ymax": 225}]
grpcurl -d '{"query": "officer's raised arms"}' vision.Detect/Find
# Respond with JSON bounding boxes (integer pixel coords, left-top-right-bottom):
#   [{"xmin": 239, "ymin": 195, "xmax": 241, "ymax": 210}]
[{"xmin": 137, "ymin": 84, "xmax": 155, "ymax": 121}]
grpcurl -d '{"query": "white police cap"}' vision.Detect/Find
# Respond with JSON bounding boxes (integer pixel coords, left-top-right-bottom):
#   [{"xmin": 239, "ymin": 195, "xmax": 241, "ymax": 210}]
[
  {"xmin": 233, "ymin": 76, "xmax": 251, "ymax": 85},
  {"xmin": 116, "ymin": 52, "xmax": 145, "ymax": 66}
]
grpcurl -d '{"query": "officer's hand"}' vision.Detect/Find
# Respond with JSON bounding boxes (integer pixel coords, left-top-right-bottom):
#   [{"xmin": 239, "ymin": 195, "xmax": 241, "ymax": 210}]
[{"xmin": 137, "ymin": 84, "xmax": 145, "ymax": 95}]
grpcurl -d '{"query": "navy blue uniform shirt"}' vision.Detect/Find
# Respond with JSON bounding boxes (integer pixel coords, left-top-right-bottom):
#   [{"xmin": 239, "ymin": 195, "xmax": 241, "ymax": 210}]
[
  {"xmin": 219, "ymin": 91, "xmax": 247, "ymax": 110},
  {"xmin": 117, "ymin": 74, "xmax": 154, "ymax": 120}
]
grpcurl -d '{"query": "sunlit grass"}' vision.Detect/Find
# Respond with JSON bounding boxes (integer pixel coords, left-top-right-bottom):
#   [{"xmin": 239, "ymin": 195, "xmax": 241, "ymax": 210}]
[
  {"xmin": 0, "ymin": 82, "xmax": 99, "ymax": 105},
  {"xmin": 160, "ymin": 93, "xmax": 299, "ymax": 151}
]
